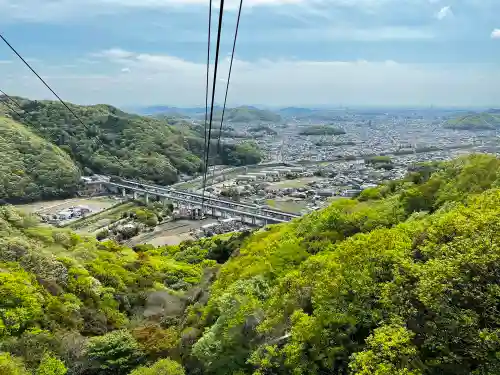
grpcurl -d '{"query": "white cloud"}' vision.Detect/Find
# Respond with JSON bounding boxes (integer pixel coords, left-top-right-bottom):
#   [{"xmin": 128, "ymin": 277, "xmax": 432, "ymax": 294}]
[
  {"xmin": 436, "ymin": 5, "xmax": 452, "ymax": 20},
  {"xmin": 95, "ymin": 48, "xmax": 135, "ymax": 60},
  {"xmin": 0, "ymin": 0, "xmax": 305, "ymax": 22},
  {"xmin": 243, "ymin": 26, "xmax": 434, "ymax": 43},
  {"xmin": 0, "ymin": 0, "xmax": 480, "ymax": 23},
  {"xmin": 2, "ymin": 49, "xmax": 498, "ymax": 108},
  {"xmin": 121, "ymin": 67, "xmax": 131, "ymax": 73},
  {"xmin": 334, "ymin": 27, "xmax": 433, "ymax": 41},
  {"xmin": 491, "ymin": 29, "xmax": 500, "ymax": 39},
  {"xmin": 102, "ymin": 0, "xmax": 303, "ymax": 6}
]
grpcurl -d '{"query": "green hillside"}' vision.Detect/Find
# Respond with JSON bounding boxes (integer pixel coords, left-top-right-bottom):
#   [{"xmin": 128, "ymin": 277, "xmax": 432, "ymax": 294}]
[
  {"xmin": 212, "ymin": 106, "xmax": 282, "ymax": 123},
  {"xmin": 3, "ymin": 154, "xmax": 500, "ymax": 374},
  {"xmin": 0, "ymin": 207, "xmax": 246, "ymax": 374},
  {"xmin": 0, "ymin": 98, "xmax": 204, "ymax": 185},
  {"xmin": 0, "ymin": 116, "xmax": 80, "ymax": 203},
  {"xmin": 443, "ymin": 110, "xmax": 500, "ymax": 130},
  {"xmin": 176, "ymin": 123, "xmax": 263, "ymax": 165}
]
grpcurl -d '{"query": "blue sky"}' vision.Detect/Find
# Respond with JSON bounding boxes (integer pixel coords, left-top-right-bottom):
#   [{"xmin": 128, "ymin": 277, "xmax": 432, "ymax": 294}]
[{"xmin": 0, "ymin": 0, "xmax": 499, "ymax": 107}]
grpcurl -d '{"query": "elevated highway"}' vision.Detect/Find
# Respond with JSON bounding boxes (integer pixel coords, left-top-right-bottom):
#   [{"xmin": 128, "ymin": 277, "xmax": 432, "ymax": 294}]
[
  {"xmin": 103, "ymin": 180, "xmax": 299, "ymax": 225},
  {"xmin": 115, "ymin": 178, "xmax": 300, "ymax": 221}
]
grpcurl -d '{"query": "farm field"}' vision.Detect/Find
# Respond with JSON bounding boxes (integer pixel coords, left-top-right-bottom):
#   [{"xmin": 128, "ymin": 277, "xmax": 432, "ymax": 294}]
[
  {"xmin": 266, "ymin": 199, "xmax": 308, "ymax": 214},
  {"xmin": 65, "ymin": 201, "xmax": 136, "ymax": 233},
  {"xmin": 125, "ymin": 218, "xmax": 218, "ymax": 247},
  {"xmin": 15, "ymin": 196, "xmax": 119, "ymax": 215}
]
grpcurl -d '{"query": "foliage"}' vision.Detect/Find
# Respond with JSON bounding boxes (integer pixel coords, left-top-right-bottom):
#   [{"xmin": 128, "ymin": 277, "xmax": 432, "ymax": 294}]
[
  {"xmin": 2, "ymin": 154, "xmax": 500, "ymax": 374},
  {"xmin": 180, "ymin": 123, "xmax": 263, "ymax": 166},
  {"xmin": 0, "ymin": 263, "xmax": 45, "ymax": 337},
  {"xmin": 0, "ymin": 204, "xmax": 236, "ymax": 373},
  {"xmin": 96, "ymin": 229, "xmax": 109, "ymax": 241},
  {"xmin": 212, "ymin": 106, "xmax": 282, "ymax": 123},
  {"xmin": 349, "ymin": 325, "xmax": 423, "ymax": 375},
  {"xmin": 192, "ymin": 153, "xmax": 500, "ymax": 375},
  {"xmin": 365, "ymin": 155, "xmax": 392, "ymax": 164},
  {"xmin": 129, "ymin": 358, "xmax": 185, "ymax": 375},
  {"xmin": 443, "ymin": 110, "xmax": 500, "ymax": 130},
  {"xmin": 133, "ymin": 208, "xmax": 160, "ymax": 227},
  {"xmin": 0, "ymin": 116, "xmax": 80, "ymax": 203},
  {"xmin": 298, "ymin": 125, "xmax": 346, "ymax": 136},
  {"xmin": 220, "ymin": 187, "xmax": 240, "ymax": 201},
  {"xmin": 248, "ymin": 125, "xmax": 277, "ymax": 136},
  {"xmin": 84, "ymin": 330, "xmax": 144, "ymax": 374},
  {"xmin": 357, "ymin": 186, "xmax": 383, "ymax": 201},
  {"xmin": 1, "ymin": 98, "xmax": 202, "ymax": 185},
  {"xmin": 36, "ymin": 352, "xmax": 67, "ymax": 375},
  {"xmin": 0, "ymin": 352, "xmax": 30, "ymax": 375},
  {"xmin": 2, "ymin": 98, "xmax": 264, "ymax": 188},
  {"xmin": 219, "ymin": 142, "xmax": 263, "ymax": 166}
]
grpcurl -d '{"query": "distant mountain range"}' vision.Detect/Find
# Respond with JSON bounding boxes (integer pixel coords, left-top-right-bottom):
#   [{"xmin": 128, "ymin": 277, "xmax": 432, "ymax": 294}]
[
  {"xmin": 137, "ymin": 105, "xmax": 282, "ymax": 123},
  {"xmin": 137, "ymin": 105, "xmax": 223, "ymax": 116},
  {"xmin": 133, "ymin": 105, "xmax": 500, "ymax": 125}
]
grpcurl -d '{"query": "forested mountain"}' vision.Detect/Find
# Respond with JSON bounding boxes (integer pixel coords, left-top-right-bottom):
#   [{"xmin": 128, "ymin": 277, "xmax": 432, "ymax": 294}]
[
  {"xmin": 279, "ymin": 107, "xmax": 349, "ymax": 121},
  {"xmin": 0, "ymin": 97, "xmax": 263, "ymax": 187},
  {"xmin": 3, "ymin": 154, "xmax": 500, "ymax": 374},
  {"xmin": 146, "ymin": 106, "xmax": 282, "ymax": 123},
  {"xmin": 0, "ymin": 116, "xmax": 80, "ymax": 203},
  {"xmin": 0, "ymin": 97, "xmax": 203, "ymax": 185},
  {"xmin": 214, "ymin": 106, "xmax": 282, "ymax": 123},
  {"xmin": 176, "ymin": 122, "xmax": 263, "ymax": 166},
  {"xmin": 443, "ymin": 109, "xmax": 500, "ymax": 130},
  {"xmin": 138, "ymin": 106, "xmax": 222, "ymax": 117}
]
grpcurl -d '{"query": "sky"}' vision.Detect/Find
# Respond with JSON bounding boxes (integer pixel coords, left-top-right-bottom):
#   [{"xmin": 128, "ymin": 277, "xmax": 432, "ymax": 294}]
[{"xmin": 0, "ymin": 0, "xmax": 499, "ymax": 108}]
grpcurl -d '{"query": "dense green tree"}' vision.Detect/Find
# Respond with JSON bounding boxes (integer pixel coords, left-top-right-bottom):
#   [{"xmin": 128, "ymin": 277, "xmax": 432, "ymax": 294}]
[
  {"xmin": 219, "ymin": 142, "xmax": 263, "ymax": 166},
  {"xmin": 298, "ymin": 125, "xmax": 345, "ymax": 136},
  {"xmin": 0, "ymin": 117, "xmax": 80, "ymax": 203},
  {"xmin": 210, "ymin": 106, "xmax": 282, "ymax": 123},
  {"xmin": 1, "ymin": 98, "xmax": 264, "ymax": 190},
  {"xmin": 443, "ymin": 110, "xmax": 500, "ymax": 130},
  {"xmin": 2, "ymin": 154, "xmax": 500, "ymax": 374},
  {"xmin": 129, "ymin": 358, "xmax": 185, "ymax": 375},
  {"xmin": 0, "ymin": 330, "xmax": 64, "ymax": 370},
  {"xmin": 0, "ymin": 352, "xmax": 30, "ymax": 375},
  {"xmin": 365, "ymin": 155, "xmax": 392, "ymax": 164},
  {"xmin": 0, "ymin": 263, "xmax": 45, "ymax": 337},
  {"xmin": 36, "ymin": 353, "xmax": 67, "ymax": 375},
  {"xmin": 192, "ymin": 154, "xmax": 500, "ymax": 375},
  {"xmin": 84, "ymin": 330, "xmax": 144, "ymax": 374},
  {"xmin": 349, "ymin": 325, "xmax": 423, "ymax": 375},
  {"xmin": 220, "ymin": 187, "xmax": 240, "ymax": 201}
]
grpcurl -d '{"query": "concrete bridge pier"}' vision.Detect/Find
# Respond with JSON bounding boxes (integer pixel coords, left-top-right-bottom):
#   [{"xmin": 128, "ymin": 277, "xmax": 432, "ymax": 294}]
[
  {"xmin": 145, "ymin": 193, "xmax": 149, "ymax": 205},
  {"xmin": 133, "ymin": 191, "xmax": 138, "ymax": 200},
  {"xmin": 122, "ymin": 188, "xmax": 126, "ymax": 197}
]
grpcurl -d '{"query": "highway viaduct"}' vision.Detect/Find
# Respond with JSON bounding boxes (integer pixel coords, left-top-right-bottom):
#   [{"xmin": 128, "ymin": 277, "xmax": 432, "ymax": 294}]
[
  {"xmin": 114, "ymin": 178, "xmax": 300, "ymax": 221},
  {"xmin": 104, "ymin": 181, "xmax": 298, "ymax": 225}
]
